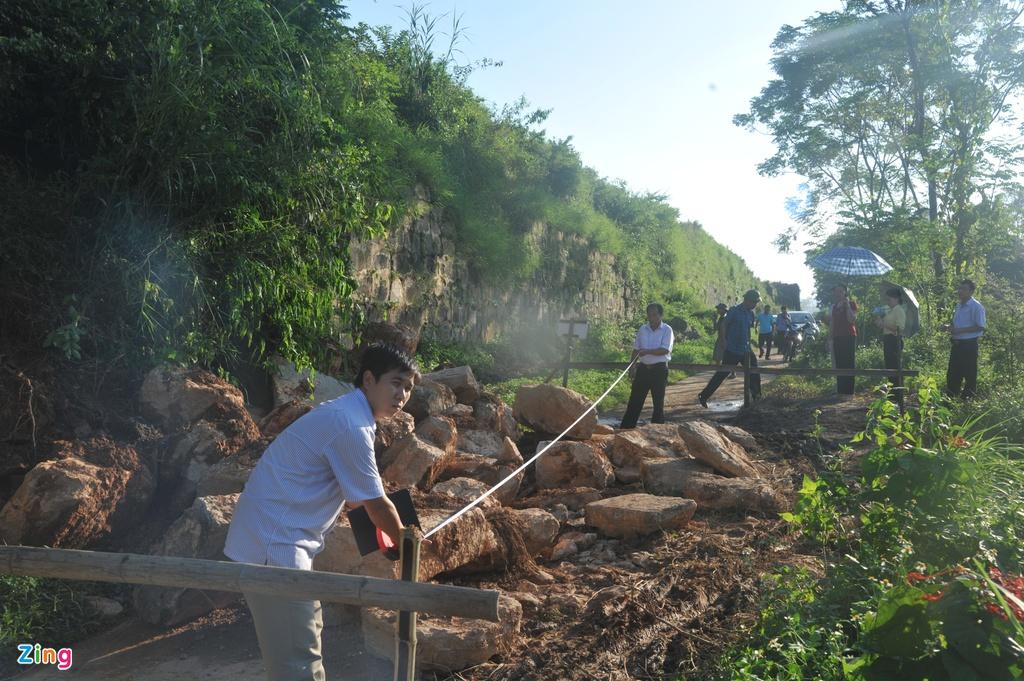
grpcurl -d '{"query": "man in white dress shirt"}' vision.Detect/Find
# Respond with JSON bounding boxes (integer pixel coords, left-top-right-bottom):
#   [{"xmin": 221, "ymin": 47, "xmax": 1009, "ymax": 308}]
[
  {"xmin": 224, "ymin": 343, "xmax": 420, "ymax": 681},
  {"xmin": 620, "ymin": 303, "xmax": 674, "ymax": 429},
  {"xmin": 944, "ymin": 279, "xmax": 987, "ymax": 398}
]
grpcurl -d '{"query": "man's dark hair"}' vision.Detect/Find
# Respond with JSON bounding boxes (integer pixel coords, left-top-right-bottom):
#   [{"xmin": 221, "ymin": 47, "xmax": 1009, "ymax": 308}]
[
  {"xmin": 960, "ymin": 279, "xmax": 976, "ymax": 293},
  {"xmin": 834, "ymin": 283, "xmax": 849, "ymax": 294},
  {"xmin": 886, "ymin": 287, "xmax": 904, "ymax": 303},
  {"xmin": 781, "ymin": 305, "xmax": 788, "ymax": 312},
  {"xmin": 646, "ymin": 303, "xmax": 664, "ymax": 315},
  {"xmin": 764, "ymin": 305, "xmax": 771, "ymax": 312},
  {"xmin": 355, "ymin": 342, "xmax": 419, "ymax": 388}
]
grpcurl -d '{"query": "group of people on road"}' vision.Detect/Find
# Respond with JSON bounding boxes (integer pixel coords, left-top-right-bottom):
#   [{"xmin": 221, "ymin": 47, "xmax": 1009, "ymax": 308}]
[{"xmin": 620, "ymin": 280, "xmax": 988, "ymax": 427}]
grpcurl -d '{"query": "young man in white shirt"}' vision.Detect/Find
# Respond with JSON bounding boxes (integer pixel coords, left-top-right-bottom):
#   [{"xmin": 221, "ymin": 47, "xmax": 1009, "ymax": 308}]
[
  {"xmin": 943, "ymin": 279, "xmax": 987, "ymax": 398},
  {"xmin": 620, "ymin": 303, "xmax": 674, "ymax": 429},
  {"xmin": 224, "ymin": 343, "xmax": 420, "ymax": 681}
]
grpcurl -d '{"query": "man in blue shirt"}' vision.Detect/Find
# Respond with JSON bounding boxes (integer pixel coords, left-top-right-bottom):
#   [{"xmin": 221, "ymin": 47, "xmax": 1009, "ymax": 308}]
[
  {"xmin": 699, "ymin": 290, "xmax": 762, "ymax": 407},
  {"xmin": 757, "ymin": 305, "xmax": 775, "ymax": 359},
  {"xmin": 944, "ymin": 279, "xmax": 987, "ymax": 398},
  {"xmin": 225, "ymin": 343, "xmax": 420, "ymax": 681}
]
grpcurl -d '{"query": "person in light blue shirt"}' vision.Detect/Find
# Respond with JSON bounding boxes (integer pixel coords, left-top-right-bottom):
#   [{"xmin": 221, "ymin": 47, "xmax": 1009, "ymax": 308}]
[
  {"xmin": 757, "ymin": 305, "xmax": 776, "ymax": 359},
  {"xmin": 699, "ymin": 290, "xmax": 762, "ymax": 407},
  {"xmin": 944, "ymin": 279, "xmax": 987, "ymax": 398},
  {"xmin": 225, "ymin": 343, "xmax": 420, "ymax": 681}
]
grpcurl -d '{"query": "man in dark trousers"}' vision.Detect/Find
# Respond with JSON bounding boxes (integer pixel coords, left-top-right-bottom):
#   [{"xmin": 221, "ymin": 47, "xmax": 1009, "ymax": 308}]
[
  {"xmin": 944, "ymin": 279, "xmax": 987, "ymax": 398},
  {"xmin": 830, "ymin": 284, "xmax": 859, "ymax": 396},
  {"xmin": 620, "ymin": 303, "xmax": 674, "ymax": 428},
  {"xmin": 698, "ymin": 290, "xmax": 762, "ymax": 408}
]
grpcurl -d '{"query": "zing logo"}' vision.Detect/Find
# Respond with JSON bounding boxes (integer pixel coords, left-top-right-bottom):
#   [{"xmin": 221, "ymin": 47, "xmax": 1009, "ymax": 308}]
[{"xmin": 17, "ymin": 644, "xmax": 73, "ymax": 671}]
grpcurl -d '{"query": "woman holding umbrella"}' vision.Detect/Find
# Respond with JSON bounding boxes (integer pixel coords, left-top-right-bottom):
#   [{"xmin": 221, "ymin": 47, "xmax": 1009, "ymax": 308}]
[
  {"xmin": 810, "ymin": 246, "xmax": 894, "ymax": 397},
  {"xmin": 830, "ymin": 284, "xmax": 859, "ymax": 396}
]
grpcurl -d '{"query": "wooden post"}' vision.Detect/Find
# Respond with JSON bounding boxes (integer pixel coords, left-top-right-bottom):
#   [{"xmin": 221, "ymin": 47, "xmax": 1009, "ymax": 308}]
[
  {"xmin": 394, "ymin": 528, "xmax": 421, "ymax": 681},
  {"xmin": 562, "ymin": 321, "xmax": 574, "ymax": 388},
  {"xmin": 0, "ymin": 546, "xmax": 499, "ymax": 622}
]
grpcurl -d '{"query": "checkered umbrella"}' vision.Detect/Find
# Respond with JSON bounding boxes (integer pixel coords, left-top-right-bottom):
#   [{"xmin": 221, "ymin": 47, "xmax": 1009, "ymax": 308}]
[{"xmin": 809, "ymin": 246, "xmax": 893, "ymax": 276}]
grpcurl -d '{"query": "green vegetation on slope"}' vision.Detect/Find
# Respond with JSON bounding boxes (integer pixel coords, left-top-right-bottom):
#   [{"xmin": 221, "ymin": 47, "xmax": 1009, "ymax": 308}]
[{"xmin": 0, "ymin": 1, "xmax": 766, "ymax": 377}]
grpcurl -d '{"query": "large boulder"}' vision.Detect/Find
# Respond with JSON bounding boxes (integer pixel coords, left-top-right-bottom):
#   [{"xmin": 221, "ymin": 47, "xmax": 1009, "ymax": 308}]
[
  {"xmin": 403, "ymin": 380, "xmax": 457, "ymax": 422},
  {"xmin": 258, "ymin": 400, "xmax": 313, "ymax": 439},
  {"xmin": 513, "ymin": 384, "xmax": 596, "ymax": 439},
  {"xmin": 440, "ymin": 454, "xmax": 522, "ymax": 505},
  {"xmin": 0, "ymin": 438, "xmax": 155, "ymax": 548},
  {"xmin": 139, "ymin": 366, "xmax": 247, "ymax": 430},
  {"xmin": 641, "ymin": 458, "xmax": 715, "ymax": 497},
  {"xmin": 422, "ymin": 366, "xmax": 481, "ymax": 405},
  {"xmin": 360, "ymin": 321, "xmax": 420, "ymax": 356},
  {"xmin": 585, "ymin": 494, "xmax": 697, "ymax": 539},
  {"xmin": 431, "ymin": 478, "xmax": 496, "ymax": 509},
  {"xmin": 610, "ymin": 424, "xmax": 688, "ymax": 468},
  {"xmin": 511, "ymin": 487, "xmax": 602, "ymax": 512},
  {"xmin": 610, "ymin": 424, "xmax": 689, "ymax": 483},
  {"xmin": 270, "ymin": 357, "xmax": 354, "ymax": 408},
  {"xmin": 671, "ymin": 473, "xmax": 783, "ymax": 514},
  {"xmin": 133, "ymin": 494, "xmax": 239, "ymax": 625},
  {"xmin": 505, "ymin": 508, "xmax": 559, "ymax": 556},
  {"xmin": 535, "ymin": 442, "xmax": 614, "ymax": 490},
  {"xmin": 193, "ymin": 438, "xmax": 265, "ymax": 498},
  {"xmin": 471, "ymin": 394, "xmax": 520, "ymax": 441},
  {"xmin": 379, "ymin": 435, "xmax": 452, "ymax": 489},
  {"xmin": 643, "ymin": 460, "xmax": 782, "ymax": 514},
  {"xmin": 716, "ymin": 424, "xmax": 758, "ymax": 451},
  {"xmin": 375, "ymin": 411, "xmax": 416, "ymax": 456},
  {"xmin": 677, "ymin": 421, "xmax": 760, "ymax": 478},
  {"xmin": 414, "ymin": 416, "xmax": 457, "ymax": 456},
  {"xmin": 315, "ymin": 507, "xmax": 498, "ymax": 580},
  {"xmin": 457, "ymin": 429, "xmax": 505, "ymax": 458},
  {"xmin": 361, "ymin": 594, "xmax": 521, "ymax": 672},
  {"xmin": 460, "ymin": 507, "xmax": 560, "ymax": 573},
  {"xmin": 160, "ymin": 414, "xmax": 260, "ymax": 514}
]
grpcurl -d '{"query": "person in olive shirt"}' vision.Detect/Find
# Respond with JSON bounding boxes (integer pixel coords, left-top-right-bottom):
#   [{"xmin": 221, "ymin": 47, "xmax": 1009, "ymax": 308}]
[
  {"xmin": 875, "ymin": 287, "xmax": 906, "ymax": 404},
  {"xmin": 830, "ymin": 284, "xmax": 859, "ymax": 396}
]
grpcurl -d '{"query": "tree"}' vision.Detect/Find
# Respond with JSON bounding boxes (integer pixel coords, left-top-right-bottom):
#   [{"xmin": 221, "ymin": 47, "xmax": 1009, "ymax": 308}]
[{"xmin": 737, "ymin": 0, "xmax": 1024, "ymax": 295}]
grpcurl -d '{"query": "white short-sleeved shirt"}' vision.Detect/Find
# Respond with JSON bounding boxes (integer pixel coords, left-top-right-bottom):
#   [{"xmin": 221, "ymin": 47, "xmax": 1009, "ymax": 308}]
[
  {"xmin": 224, "ymin": 389, "xmax": 384, "ymax": 570},
  {"xmin": 952, "ymin": 297, "xmax": 986, "ymax": 340},
  {"xmin": 634, "ymin": 322, "xmax": 674, "ymax": 365}
]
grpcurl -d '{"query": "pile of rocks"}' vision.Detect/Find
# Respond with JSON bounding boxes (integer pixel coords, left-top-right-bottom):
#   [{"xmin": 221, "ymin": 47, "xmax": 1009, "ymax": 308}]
[{"xmin": 0, "ymin": 356, "xmax": 786, "ymax": 674}]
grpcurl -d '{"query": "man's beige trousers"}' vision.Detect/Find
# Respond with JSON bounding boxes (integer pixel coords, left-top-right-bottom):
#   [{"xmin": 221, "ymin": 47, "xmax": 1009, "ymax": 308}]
[{"xmin": 244, "ymin": 592, "xmax": 326, "ymax": 681}]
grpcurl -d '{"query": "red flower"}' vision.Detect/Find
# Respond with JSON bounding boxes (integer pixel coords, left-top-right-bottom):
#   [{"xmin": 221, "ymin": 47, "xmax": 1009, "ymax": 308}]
[
  {"xmin": 907, "ymin": 571, "xmax": 929, "ymax": 583},
  {"xmin": 922, "ymin": 591, "xmax": 945, "ymax": 602}
]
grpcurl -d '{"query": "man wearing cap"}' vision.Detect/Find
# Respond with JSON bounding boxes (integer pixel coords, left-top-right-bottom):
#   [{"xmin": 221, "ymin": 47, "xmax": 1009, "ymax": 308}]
[
  {"xmin": 620, "ymin": 303, "xmax": 674, "ymax": 429},
  {"xmin": 698, "ymin": 290, "xmax": 762, "ymax": 407}
]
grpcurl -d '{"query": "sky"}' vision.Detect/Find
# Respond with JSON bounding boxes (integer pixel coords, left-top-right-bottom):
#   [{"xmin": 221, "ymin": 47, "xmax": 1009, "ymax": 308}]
[{"xmin": 349, "ymin": 0, "xmax": 842, "ymax": 304}]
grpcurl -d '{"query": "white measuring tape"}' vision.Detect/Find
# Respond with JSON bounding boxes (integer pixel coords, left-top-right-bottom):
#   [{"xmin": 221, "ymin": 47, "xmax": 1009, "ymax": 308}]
[{"xmin": 423, "ymin": 357, "xmax": 638, "ymax": 539}]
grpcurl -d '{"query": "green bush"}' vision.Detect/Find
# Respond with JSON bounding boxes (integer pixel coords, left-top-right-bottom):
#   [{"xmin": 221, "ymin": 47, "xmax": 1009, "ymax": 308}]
[{"xmin": 719, "ymin": 381, "xmax": 1024, "ymax": 680}]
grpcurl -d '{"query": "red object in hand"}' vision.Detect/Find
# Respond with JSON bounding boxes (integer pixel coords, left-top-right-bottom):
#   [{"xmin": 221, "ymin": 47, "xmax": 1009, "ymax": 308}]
[{"xmin": 376, "ymin": 527, "xmax": 395, "ymax": 552}]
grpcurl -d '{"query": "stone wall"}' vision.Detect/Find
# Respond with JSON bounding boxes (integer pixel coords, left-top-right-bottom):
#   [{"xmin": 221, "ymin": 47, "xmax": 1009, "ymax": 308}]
[{"xmin": 349, "ymin": 202, "xmax": 640, "ymax": 343}]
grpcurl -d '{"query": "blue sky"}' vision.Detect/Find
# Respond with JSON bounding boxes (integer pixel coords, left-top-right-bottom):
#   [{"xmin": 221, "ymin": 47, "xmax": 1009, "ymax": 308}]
[{"xmin": 349, "ymin": 1, "xmax": 842, "ymax": 303}]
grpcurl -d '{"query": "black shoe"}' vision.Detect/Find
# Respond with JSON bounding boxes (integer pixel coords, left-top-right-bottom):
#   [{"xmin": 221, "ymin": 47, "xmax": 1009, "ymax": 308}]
[{"xmin": 698, "ymin": 394, "xmax": 708, "ymax": 408}]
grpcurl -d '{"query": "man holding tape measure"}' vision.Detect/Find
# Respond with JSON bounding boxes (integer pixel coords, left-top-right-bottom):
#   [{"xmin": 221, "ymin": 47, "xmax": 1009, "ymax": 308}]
[
  {"xmin": 620, "ymin": 303, "xmax": 675, "ymax": 429},
  {"xmin": 224, "ymin": 343, "xmax": 421, "ymax": 681}
]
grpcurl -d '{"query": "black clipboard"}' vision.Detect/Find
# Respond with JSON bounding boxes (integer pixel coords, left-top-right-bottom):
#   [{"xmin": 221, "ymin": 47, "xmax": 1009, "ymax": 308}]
[{"xmin": 346, "ymin": 488, "xmax": 420, "ymax": 560}]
